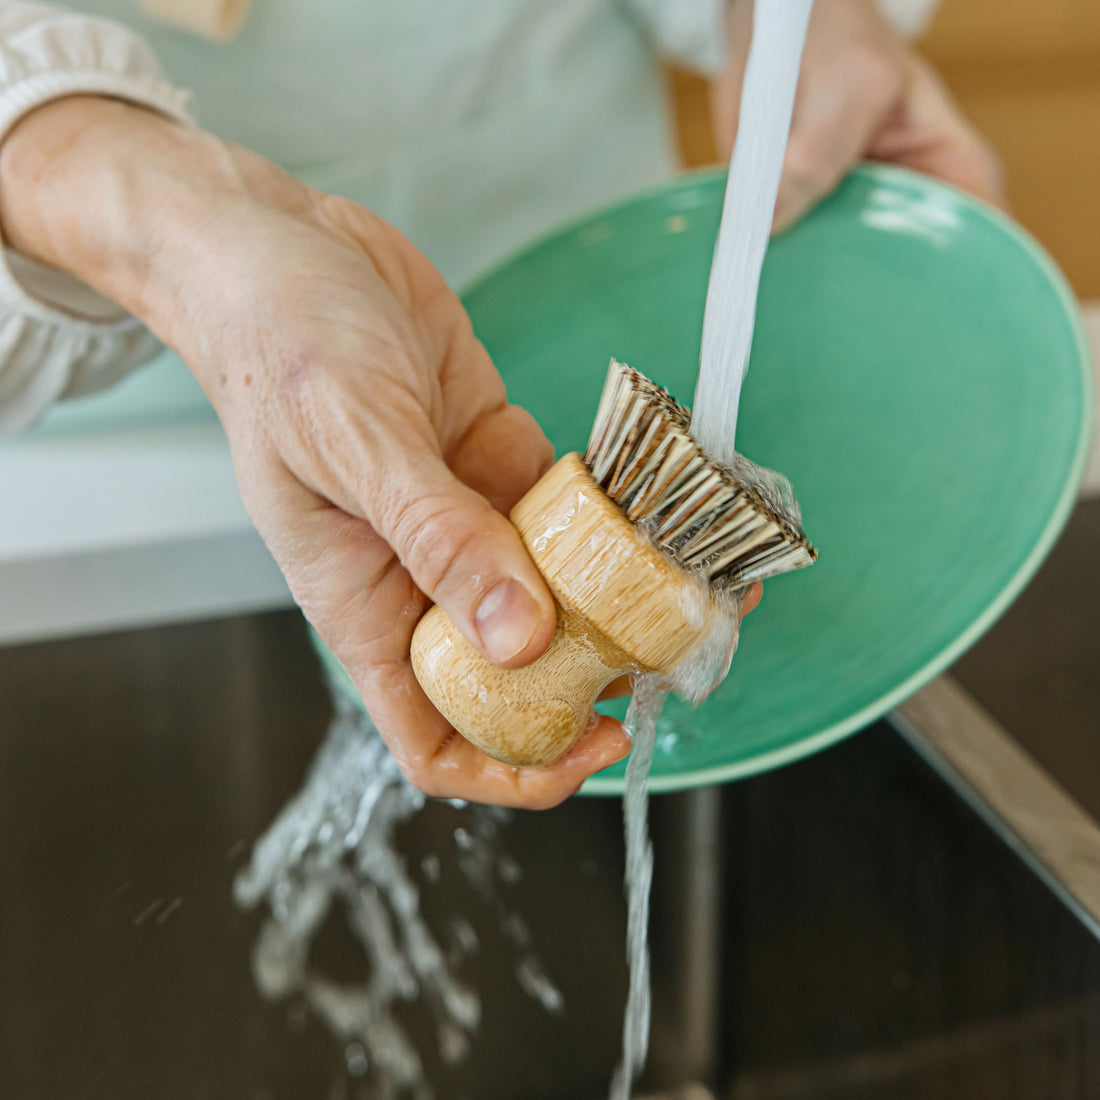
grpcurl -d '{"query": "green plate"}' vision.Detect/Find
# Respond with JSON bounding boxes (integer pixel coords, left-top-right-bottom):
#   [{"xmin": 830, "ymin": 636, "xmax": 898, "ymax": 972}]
[{"xmin": 314, "ymin": 165, "xmax": 1092, "ymax": 794}]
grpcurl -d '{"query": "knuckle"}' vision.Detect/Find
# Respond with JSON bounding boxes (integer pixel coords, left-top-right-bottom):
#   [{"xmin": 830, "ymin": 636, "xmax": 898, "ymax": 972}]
[
  {"xmin": 391, "ymin": 494, "xmax": 495, "ymax": 598},
  {"xmin": 532, "ymin": 431, "xmax": 555, "ymax": 475},
  {"xmin": 513, "ymin": 771, "xmax": 571, "ymax": 811},
  {"xmin": 527, "ymin": 788, "xmax": 569, "ymax": 811},
  {"xmin": 397, "ymin": 757, "xmax": 442, "ymax": 798}
]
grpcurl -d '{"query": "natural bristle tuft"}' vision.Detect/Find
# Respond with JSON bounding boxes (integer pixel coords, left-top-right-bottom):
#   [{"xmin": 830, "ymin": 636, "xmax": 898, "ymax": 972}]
[{"xmin": 584, "ymin": 359, "xmax": 817, "ymax": 588}]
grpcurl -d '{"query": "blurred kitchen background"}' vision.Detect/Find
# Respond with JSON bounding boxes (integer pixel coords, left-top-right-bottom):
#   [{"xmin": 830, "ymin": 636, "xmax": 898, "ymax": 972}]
[{"xmin": 2, "ymin": 3, "xmax": 1100, "ymax": 1100}]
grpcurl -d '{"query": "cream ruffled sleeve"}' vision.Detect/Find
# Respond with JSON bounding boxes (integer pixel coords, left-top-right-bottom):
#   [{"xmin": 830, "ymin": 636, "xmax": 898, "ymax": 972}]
[
  {"xmin": 0, "ymin": 2, "xmax": 193, "ymax": 434},
  {"xmin": 622, "ymin": 0, "xmax": 943, "ymax": 74}
]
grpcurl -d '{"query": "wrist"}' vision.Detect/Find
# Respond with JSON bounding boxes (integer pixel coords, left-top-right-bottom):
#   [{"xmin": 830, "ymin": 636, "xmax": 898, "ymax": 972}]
[
  {"xmin": 0, "ymin": 96, "xmax": 304, "ymax": 350},
  {"xmin": 0, "ymin": 98, "xmax": 193, "ymax": 310}
]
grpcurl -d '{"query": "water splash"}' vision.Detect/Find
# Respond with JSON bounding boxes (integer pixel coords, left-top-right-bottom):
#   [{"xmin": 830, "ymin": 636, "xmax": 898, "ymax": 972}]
[
  {"xmin": 605, "ymin": 14, "xmax": 816, "ymax": 1089},
  {"xmin": 607, "ymin": 11, "xmax": 813, "ymax": 1089},
  {"xmin": 234, "ymin": 687, "xmax": 560, "ymax": 1098},
  {"xmin": 609, "ymin": 597, "xmax": 743, "ymax": 1099}
]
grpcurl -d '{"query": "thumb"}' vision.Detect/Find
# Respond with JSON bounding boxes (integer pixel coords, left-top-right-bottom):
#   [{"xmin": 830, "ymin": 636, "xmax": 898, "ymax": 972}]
[{"xmin": 369, "ymin": 443, "xmax": 558, "ymax": 668}]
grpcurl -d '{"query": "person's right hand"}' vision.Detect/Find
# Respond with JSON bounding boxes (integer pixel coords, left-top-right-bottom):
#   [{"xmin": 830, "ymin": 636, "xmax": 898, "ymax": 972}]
[{"xmin": 0, "ymin": 96, "xmax": 645, "ymax": 807}]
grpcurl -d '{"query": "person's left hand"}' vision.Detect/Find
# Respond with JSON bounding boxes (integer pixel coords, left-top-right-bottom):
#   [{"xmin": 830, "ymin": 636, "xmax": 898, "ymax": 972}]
[{"xmin": 710, "ymin": 0, "xmax": 1006, "ymax": 231}]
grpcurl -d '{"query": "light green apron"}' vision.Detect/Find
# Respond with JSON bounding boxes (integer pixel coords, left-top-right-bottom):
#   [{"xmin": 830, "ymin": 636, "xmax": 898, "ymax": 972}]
[{"xmin": 86, "ymin": 0, "xmax": 677, "ymax": 286}]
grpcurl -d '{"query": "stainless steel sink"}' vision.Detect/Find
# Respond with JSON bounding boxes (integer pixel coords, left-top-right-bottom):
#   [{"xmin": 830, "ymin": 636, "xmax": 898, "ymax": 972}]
[{"xmin": 2, "ymin": 501, "xmax": 1100, "ymax": 1099}]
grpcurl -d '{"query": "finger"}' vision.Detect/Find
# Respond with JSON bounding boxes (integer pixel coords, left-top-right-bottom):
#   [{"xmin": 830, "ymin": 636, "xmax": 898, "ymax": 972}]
[
  {"xmin": 868, "ymin": 58, "xmax": 1006, "ymax": 210},
  {"xmin": 249, "ymin": 472, "xmax": 626, "ymax": 808},
  {"xmin": 360, "ymin": 428, "xmax": 557, "ymax": 670},
  {"xmin": 447, "ymin": 403, "xmax": 555, "ymax": 515},
  {"xmin": 774, "ymin": 46, "xmax": 905, "ymax": 232},
  {"xmin": 360, "ymin": 628, "xmax": 630, "ymax": 809},
  {"xmin": 333, "ymin": 567, "xmax": 629, "ymax": 809},
  {"xmin": 372, "ymin": 687, "xmax": 632, "ymax": 810},
  {"xmin": 740, "ymin": 580, "xmax": 763, "ymax": 615}
]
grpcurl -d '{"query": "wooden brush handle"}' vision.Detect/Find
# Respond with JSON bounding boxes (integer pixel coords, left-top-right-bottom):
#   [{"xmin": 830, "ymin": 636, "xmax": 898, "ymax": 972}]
[
  {"xmin": 410, "ymin": 453, "xmax": 722, "ymax": 767},
  {"xmin": 411, "ymin": 604, "xmax": 632, "ymax": 767}
]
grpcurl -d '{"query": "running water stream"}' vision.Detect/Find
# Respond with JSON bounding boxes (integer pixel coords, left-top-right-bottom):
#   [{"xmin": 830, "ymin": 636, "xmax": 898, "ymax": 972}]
[
  {"xmin": 691, "ymin": 0, "xmax": 815, "ymax": 463},
  {"xmin": 609, "ymin": 3, "xmax": 814, "ymax": 1097}
]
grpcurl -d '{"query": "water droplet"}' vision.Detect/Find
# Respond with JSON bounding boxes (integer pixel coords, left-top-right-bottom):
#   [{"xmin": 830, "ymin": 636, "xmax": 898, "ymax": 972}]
[
  {"xmin": 516, "ymin": 957, "xmax": 564, "ymax": 1015},
  {"xmin": 345, "ymin": 1042, "xmax": 369, "ymax": 1077},
  {"xmin": 438, "ymin": 1022, "xmax": 470, "ymax": 1064},
  {"xmin": 501, "ymin": 912, "xmax": 531, "ymax": 948},
  {"xmin": 449, "ymin": 918, "xmax": 479, "ymax": 956},
  {"xmin": 498, "ymin": 857, "xmax": 522, "ymax": 884},
  {"xmin": 155, "ymin": 896, "xmax": 183, "ymax": 924},
  {"xmin": 132, "ymin": 898, "xmax": 163, "ymax": 927}
]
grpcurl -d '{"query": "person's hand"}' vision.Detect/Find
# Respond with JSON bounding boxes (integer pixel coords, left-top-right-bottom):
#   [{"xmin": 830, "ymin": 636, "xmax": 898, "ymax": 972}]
[
  {"xmin": 0, "ymin": 97, "xmax": 761, "ymax": 807},
  {"xmin": 711, "ymin": 0, "xmax": 1006, "ymax": 231},
  {"xmin": 0, "ymin": 96, "xmax": 620, "ymax": 807}
]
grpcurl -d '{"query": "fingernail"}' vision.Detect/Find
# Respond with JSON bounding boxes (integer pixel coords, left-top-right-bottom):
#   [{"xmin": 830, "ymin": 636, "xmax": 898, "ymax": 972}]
[
  {"xmin": 476, "ymin": 578, "xmax": 541, "ymax": 663},
  {"xmin": 605, "ymin": 726, "xmax": 632, "ymax": 765}
]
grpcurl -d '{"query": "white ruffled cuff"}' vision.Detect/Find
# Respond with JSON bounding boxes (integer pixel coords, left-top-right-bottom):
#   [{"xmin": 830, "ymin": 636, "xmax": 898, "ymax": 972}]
[
  {"xmin": 0, "ymin": 7, "xmax": 194, "ymax": 432},
  {"xmin": 0, "ymin": 10, "xmax": 194, "ymax": 140}
]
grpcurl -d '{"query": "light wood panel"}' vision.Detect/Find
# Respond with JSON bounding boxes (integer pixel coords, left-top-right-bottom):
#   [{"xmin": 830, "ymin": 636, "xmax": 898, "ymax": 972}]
[
  {"xmin": 923, "ymin": 0, "xmax": 1100, "ymax": 297},
  {"xmin": 921, "ymin": 0, "xmax": 1100, "ymax": 72}
]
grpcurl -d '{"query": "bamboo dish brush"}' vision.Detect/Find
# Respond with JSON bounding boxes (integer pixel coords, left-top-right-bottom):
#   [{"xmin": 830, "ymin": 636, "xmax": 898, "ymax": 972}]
[{"xmin": 411, "ymin": 359, "xmax": 817, "ymax": 767}]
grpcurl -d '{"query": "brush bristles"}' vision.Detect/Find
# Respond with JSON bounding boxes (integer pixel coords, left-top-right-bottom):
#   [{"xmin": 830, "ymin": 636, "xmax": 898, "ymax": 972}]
[{"xmin": 584, "ymin": 359, "xmax": 817, "ymax": 589}]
